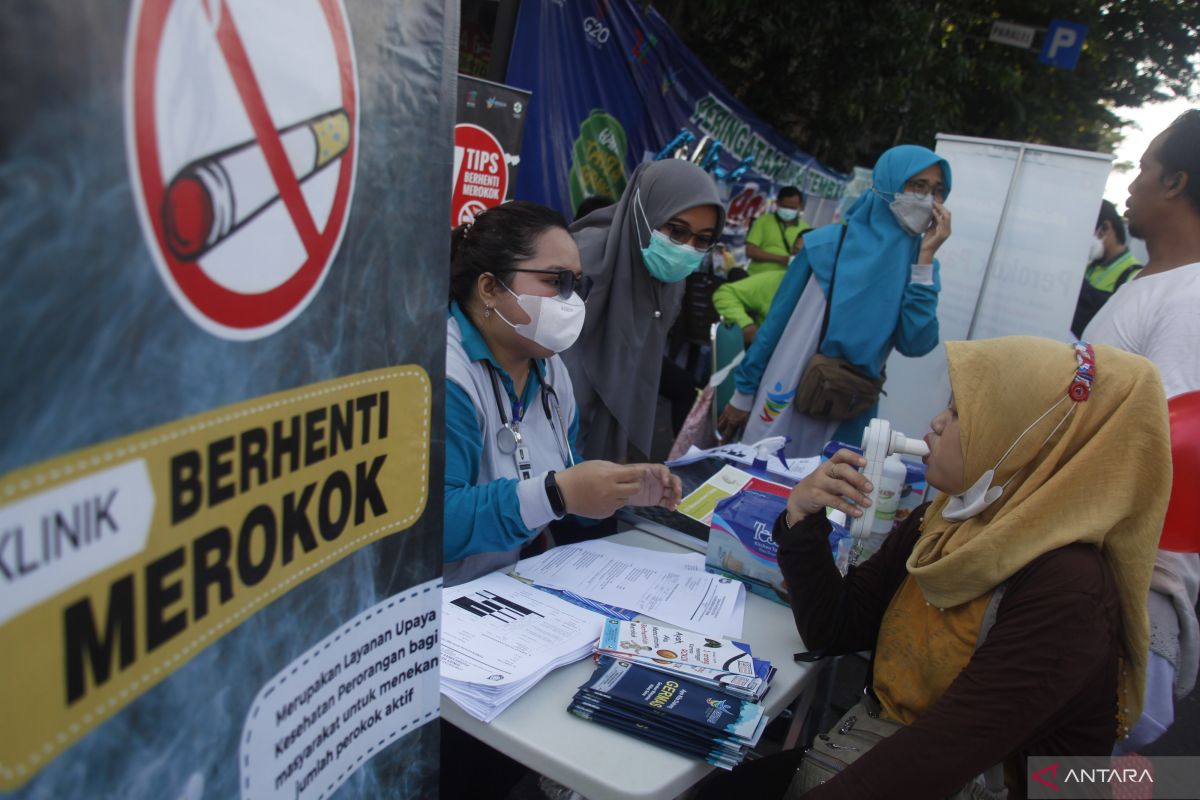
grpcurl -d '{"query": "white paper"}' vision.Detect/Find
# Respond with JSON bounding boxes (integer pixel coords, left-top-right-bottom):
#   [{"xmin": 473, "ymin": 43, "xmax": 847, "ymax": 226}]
[
  {"xmin": 440, "ymin": 572, "xmax": 604, "ymax": 686},
  {"xmin": 513, "ymin": 540, "xmax": 745, "ymax": 637},
  {"xmin": 666, "ymin": 443, "xmax": 821, "ymax": 484}
]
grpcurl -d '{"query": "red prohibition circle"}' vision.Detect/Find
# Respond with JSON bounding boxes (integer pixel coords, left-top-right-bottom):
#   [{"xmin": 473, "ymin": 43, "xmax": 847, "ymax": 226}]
[
  {"xmin": 452, "ymin": 123, "xmax": 509, "ymax": 227},
  {"xmin": 130, "ymin": 0, "xmax": 357, "ymax": 333}
]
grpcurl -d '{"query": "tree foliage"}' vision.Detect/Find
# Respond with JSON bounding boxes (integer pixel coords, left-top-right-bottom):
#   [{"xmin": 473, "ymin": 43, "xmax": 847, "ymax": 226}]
[{"xmin": 662, "ymin": 0, "xmax": 1199, "ymax": 172}]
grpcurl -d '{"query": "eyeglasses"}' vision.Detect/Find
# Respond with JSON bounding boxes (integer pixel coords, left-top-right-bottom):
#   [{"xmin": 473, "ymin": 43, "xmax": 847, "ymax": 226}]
[
  {"xmin": 660, "ymin": 222, "xmax": 717, "ymax": 253},
  {"xmin": 904, "ymin": 178, "xmax": 947, "ymax": 200},
  {"xmin": 506, "ymin": 268, "xmax": 594, "ymax": 300}
]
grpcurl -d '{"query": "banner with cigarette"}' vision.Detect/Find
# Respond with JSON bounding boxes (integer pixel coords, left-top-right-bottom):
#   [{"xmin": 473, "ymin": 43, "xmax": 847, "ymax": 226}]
[{"xmin": 0, "ymin": 0, "xmax": 454, "ymax": 796}]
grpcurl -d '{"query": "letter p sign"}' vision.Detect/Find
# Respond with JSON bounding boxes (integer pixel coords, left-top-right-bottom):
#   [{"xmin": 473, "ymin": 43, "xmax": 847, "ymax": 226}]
[{"xmin": 1039, "ymin": 19, "xmax": 1087, "ymax": 70}]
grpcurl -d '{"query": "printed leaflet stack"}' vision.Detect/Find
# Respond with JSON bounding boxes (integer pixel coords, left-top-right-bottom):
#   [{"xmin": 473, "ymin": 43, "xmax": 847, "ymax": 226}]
[{"xmin": 569, "ymin": 657, "xmax": 767, "ymax": 769}]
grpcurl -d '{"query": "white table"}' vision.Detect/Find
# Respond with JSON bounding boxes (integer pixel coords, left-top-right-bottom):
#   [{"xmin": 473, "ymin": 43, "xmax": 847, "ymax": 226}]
[{"xmin": 440, "ymin": 526, "xmax": 821, "ymax": 800}]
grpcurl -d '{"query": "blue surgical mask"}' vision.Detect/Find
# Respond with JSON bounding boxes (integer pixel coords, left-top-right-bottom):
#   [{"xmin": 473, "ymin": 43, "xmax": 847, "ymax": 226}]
[
  {"xmin": 643, "ymin": 230, "xmax": 705, "ymax": 282},
  {"xmin": 776, "ymin": 208, "xmax": 800, "ymax": 222},
  {"xmin": 636, "ymin": 189, "xmax": 705, "ymax": 282}
]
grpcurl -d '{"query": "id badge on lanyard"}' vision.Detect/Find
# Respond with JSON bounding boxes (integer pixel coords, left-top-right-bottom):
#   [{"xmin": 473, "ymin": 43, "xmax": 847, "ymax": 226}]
[
  {"xmin": 514, "ymin": 440, "xmax": 533, "ymax": 480},
  {"xmin": 497, "ymin": 423, "xmax": 534, "ymax": 480},
  {"xmin": 489, "ymin": 363, "xmax": 537, "ymax": 481}
]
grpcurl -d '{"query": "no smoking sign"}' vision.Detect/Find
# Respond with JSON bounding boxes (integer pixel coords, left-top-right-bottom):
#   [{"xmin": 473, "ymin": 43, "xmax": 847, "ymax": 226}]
[
  {"xmin": 452, "ymin": 123, "xmax": 508, "ymax": 227},
  {"xmin": 126, "ymin": 0, "xmax": 359, "ymax": 340}
]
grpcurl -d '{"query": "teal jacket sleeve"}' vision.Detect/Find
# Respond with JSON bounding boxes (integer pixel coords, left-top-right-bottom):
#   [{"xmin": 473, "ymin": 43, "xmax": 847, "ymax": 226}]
[
  {"xmin": 892, "ymin": 260, "xmax": 941, "ymax": 358},
  {"xmin": 733, "ymin": 249, "xmax": 815, "ymax": 396},
  {"xmin": 444, "ymin": 381, "xmax": 537, "ymax": 563}
]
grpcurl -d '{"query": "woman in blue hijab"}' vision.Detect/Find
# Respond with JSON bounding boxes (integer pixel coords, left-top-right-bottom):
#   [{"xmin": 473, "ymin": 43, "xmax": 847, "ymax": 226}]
[{"xmin": 717, "ymin": 145, "xmax": 953, "ymax": 454}]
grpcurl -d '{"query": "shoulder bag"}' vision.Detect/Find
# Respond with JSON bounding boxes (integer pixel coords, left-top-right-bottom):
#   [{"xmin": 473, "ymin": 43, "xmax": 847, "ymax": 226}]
[{"xmin": 793, "ymin": 226, "xmax": 886, "ymax": 421}]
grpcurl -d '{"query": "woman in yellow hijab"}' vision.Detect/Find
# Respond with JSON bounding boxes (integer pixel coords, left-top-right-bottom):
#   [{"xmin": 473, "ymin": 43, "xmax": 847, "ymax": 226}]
[{"xmin": 702, "ymin": 336, "xmax": 1171, "ymax": 799}]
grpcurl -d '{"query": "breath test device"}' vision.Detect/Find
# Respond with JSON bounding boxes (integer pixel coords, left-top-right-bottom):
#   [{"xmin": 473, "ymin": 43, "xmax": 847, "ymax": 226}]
[{"xmin": 847, "ymin": 418, "xmax": 929, "ymax": 542}]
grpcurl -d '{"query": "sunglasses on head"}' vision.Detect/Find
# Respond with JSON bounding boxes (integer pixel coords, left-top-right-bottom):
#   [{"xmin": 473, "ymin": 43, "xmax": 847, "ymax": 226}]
[{"xmin": 505, "ymin": 268, "xmax": 593, "ymax": 300}]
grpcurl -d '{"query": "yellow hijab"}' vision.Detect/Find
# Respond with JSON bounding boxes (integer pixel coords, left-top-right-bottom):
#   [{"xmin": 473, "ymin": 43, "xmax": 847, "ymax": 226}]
[{"xmin": 907, "ymin": 337, "xmax": 1171, "ymax": 727}]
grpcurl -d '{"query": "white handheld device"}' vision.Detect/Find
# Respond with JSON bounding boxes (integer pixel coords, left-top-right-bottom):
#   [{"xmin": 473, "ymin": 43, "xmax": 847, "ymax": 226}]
[{"xmin": 847, "ymin": 418, "xmax": 929, "ymax": 542}]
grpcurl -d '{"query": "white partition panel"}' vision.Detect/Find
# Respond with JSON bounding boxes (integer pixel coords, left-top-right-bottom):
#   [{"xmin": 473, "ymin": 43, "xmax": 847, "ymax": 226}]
[{"xmin": 878, "ymin": 134, "xmax": 1113, "ymax": 439}]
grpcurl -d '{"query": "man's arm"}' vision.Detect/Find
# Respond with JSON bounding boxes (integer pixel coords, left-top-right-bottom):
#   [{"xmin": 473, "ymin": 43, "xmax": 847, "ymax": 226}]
[
  {"xmin": 745, "ymin": 216, "xmax": 790, "ymax": 265},
  {"xmin": 745, "ymin": 243, "xmax": 790, "ymax": 265}
]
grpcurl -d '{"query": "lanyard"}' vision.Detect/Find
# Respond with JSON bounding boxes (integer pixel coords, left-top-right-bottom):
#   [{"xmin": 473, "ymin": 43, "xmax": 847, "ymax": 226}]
[{"xmin": 486, "ymin": 362, "xmax": 535, "ymax": 480}]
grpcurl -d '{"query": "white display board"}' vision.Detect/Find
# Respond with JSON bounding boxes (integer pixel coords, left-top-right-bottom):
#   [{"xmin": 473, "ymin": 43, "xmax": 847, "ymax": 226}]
[{"xmin": 878, "ymin": 134, "xmax": 1114, "ymax": 438}]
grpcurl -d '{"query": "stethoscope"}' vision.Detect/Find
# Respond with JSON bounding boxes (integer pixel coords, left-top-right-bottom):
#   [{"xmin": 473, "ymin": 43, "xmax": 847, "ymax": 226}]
[{"xmin": 485, "ymin": 361, "xmax": 575, "ymax": 481}]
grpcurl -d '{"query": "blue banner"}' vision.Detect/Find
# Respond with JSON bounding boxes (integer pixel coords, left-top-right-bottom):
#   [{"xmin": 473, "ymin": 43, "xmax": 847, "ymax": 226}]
[{"xmin": 506, "ymin": 0, "xmax": 848, "ymax": 223}]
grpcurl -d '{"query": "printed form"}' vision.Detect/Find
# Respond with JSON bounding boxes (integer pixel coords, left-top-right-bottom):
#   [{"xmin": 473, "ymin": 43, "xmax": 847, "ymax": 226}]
[{"xmin": 513, "ymin": 540, "xmax": 746, "ymax": 637}]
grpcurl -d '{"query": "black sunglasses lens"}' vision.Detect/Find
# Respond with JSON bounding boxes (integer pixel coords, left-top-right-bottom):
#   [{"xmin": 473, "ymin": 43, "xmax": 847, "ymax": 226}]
[{"xmin": 558, "ymin": 272, "xmax": 592, "ymax": 300}]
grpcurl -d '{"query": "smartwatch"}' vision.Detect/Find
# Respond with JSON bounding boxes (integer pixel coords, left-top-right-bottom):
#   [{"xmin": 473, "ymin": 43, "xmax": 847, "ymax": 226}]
[{"xmin": 545, "ymin": 470, "xmax": 567, "ymax": 519}]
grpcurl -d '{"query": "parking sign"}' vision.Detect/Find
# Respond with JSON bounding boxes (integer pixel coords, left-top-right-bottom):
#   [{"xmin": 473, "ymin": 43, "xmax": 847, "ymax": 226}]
[{"xmin": 1039, "ymin": 19, "xmax": 1088, "ymax": 69}]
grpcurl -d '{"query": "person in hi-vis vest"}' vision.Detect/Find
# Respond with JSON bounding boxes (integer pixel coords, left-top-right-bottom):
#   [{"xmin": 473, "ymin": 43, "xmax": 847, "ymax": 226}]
[{"xmin": 1071, "ymin": 199, "xmax": 1142, "ymax": 338}]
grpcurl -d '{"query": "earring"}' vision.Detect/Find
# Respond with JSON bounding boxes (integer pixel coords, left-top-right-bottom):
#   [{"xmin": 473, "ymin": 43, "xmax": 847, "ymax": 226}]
[{"xmin": 484, "ymin": 305, "xmax": 492, "ymax": 319}]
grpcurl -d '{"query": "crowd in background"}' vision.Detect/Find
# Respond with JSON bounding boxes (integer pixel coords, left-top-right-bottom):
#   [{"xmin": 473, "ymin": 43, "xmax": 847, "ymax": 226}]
[{"xmin": 442, "ymin": 111, "xmax": 1200, "ymax": 799}]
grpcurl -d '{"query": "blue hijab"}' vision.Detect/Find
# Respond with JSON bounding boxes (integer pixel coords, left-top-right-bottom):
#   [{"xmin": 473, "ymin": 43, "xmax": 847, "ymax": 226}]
[{"xmin": 802, "ymin": 145, "xmax": 952, "ymax": 377}]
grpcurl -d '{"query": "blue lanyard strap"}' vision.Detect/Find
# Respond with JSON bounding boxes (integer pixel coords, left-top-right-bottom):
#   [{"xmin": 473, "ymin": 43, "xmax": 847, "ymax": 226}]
[{"xmin": 485, "ymin": 362, "xmax": 531, "ymax": 426}]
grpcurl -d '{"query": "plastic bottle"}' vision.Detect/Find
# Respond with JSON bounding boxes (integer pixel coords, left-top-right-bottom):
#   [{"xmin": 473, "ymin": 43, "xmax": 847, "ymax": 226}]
[{"xmin": 871, "ymin": 454, "xmax": 907, "ymax": 534}]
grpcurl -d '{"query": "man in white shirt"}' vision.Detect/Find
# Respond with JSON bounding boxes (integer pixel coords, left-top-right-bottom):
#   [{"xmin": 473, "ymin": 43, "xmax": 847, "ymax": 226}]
[{"xmin": 1084, "ymin": 108, "xmax": 1200, "ymax": 752}]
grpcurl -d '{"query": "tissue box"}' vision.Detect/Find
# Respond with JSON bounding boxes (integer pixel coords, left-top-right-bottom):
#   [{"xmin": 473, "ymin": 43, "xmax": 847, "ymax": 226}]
[{"xmin": 706, "ymin": 489, "xmax": 791, "ymax": 606}]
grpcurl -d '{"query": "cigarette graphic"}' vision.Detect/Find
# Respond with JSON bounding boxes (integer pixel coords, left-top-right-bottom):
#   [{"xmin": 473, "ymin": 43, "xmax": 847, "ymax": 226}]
[{"xmin": 162, "ymin": 108, "xmax": 351, "ymax": 261}]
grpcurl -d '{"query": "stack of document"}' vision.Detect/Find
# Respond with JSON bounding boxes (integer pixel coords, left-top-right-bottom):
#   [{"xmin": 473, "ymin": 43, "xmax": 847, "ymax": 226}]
[
  {"xmin": 440, "ymin": 572, "xmax": 605, "ymax": 722},
  {"xmin": 512, "ymin": 539, "xmax": 746, "ymax": 637},
  {"xmin": 569, "ymin": 656, "xmax": 768, "ymax": 769},
  {"xmin": 594, "ymin": 618, "xmax": 776, "ymax": 702}
]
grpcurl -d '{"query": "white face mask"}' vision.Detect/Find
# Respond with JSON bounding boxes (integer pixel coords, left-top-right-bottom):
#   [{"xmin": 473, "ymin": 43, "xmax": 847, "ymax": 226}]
[
  {"xmin": 942, "ymin": 469, "xmax": 1004, "ymax": 521},
  {"xmin": 776, "ymin": 207, "xmax": 800, "ymax": 222},
  {"xmin": 1087, "ymin": 235, "xmax": 1105, "ymax": 263},
  {"xmin": 887, "ymin": 191, "xmax": 935, "ymax": 236},
  {"xmin": 494, "ymin": 285, "xmax": 586, "ymax": 353}
]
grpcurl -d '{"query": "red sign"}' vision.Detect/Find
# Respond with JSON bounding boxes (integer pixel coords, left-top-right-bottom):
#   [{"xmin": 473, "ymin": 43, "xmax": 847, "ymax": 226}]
[
  {"xmin": 127, "ymin": 0, "xmax": 358, "ymax": 340},
  {"xmin": 726, "ymin": 185, "xmax": 768, "ymax": 230},
  {"xmin": 451, "ymin": 123, "xmax": 509, "ymax": 227}
]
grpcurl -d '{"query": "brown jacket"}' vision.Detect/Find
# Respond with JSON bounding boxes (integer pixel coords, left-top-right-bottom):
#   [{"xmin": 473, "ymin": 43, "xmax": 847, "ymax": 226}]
[{"xmin": 777, "ymin": 504, "xmax": 1122, "ymax": 799}]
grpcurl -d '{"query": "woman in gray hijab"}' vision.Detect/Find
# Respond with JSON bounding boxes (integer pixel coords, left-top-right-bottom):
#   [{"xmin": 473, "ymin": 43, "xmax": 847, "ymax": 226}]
[{"xmin": 563, "ymin": 159, "xmax": 726, "ymax": 462}]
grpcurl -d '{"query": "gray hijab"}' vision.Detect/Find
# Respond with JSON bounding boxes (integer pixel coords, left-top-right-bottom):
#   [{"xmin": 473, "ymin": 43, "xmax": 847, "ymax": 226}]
[{"xmin": 563, "ymin": 159, "xmax": 725, "ymax": 460}]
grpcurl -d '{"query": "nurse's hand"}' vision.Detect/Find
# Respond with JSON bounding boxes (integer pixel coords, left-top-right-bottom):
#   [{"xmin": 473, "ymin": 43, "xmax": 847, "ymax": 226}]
[
  {"xmin": 784, "ymin": 448, "xmax": 872, "ymax": 527},
  {"xmin": 556, "ymin": 461, "xmax": 645, "ymax": 519},
  {"xmin": 624, "ymin": 464, "xmax": 683, "ymax": 511}
]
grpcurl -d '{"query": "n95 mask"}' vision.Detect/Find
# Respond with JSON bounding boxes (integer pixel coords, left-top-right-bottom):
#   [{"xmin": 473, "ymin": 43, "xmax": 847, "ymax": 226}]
[
  {"xmin": 495, "ymin": 286, "xmax": 586, "ymax": 353},
  {"xmin": 888, "ymin": 192, "xmax": 935, "ymax": 236}
]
